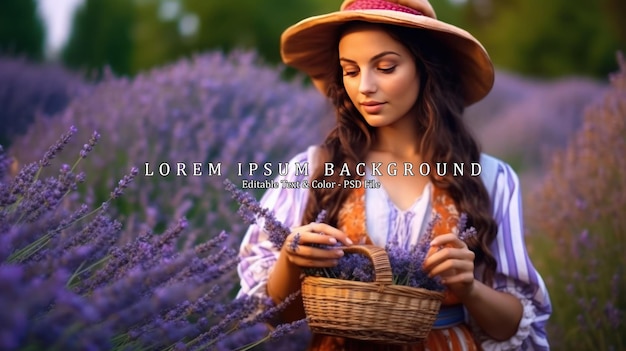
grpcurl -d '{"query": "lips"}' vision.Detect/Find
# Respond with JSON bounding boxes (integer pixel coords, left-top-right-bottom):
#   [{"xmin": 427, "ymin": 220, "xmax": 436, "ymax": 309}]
[
  {"xmin": 360, "ymin": 101, "xmax": 385, "ymax": 114},
  {"xmin": 360, "ymin": 101, "xmax": 384, "ymax": 106}
]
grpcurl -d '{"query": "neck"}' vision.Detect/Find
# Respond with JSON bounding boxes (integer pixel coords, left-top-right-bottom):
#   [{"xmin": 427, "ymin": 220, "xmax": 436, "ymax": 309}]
[{"xmin": 371, "ymin": 114, "xmax": 422, "ymax": 158}]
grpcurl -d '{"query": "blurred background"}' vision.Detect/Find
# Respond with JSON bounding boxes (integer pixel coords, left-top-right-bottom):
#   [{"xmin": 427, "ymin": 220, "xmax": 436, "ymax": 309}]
[
  {"xmin": 1, "ymin": 0, "xmax": 624, "ymax": 349},
  {"xmin": 1, "ymin": 0, "xmax": 624, "ymax": 173},
  {"xmin": 4, "ymin": 0, "xmax": 624, "ymax": 76}
]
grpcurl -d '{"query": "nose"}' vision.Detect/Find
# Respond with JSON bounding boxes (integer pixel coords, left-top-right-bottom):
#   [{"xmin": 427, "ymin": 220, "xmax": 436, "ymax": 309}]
[{"xmin": 358, "ymin": 70, "xmax": 377, "ymax": 95}]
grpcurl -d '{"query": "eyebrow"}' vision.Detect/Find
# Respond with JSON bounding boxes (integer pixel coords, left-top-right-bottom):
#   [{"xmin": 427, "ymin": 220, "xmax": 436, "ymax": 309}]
[{"xmin": 339, "ymin": 51, "xmax": 401, "ymax": 63}]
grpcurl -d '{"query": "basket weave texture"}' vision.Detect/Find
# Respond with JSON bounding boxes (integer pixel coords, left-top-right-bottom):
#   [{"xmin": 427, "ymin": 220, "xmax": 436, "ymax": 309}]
[{"xmin": 302, "ymin": 245, "xmax": 445, "ymax": 344}]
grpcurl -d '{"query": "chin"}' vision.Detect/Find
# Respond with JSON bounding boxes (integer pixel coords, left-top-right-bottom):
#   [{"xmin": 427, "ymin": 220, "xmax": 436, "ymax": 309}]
[
  {"xmin": 366, "ymin": 121, "xmax": 389, "ymax": 128},
  {"xmin": 363, "ymin": 116, "xmax": 395, "ymax": 128}
]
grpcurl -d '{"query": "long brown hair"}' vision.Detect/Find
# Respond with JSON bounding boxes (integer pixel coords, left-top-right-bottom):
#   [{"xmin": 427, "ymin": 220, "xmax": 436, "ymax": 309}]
[{"xmin": 301, "ymin": 22, "xmax": 498, "ymax": 284}]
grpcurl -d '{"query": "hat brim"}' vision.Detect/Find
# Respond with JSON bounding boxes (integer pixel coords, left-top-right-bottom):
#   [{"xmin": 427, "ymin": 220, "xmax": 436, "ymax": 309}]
[{"xmin": 281, "ymin": 9, "xmax": 494, "ymax": 106}]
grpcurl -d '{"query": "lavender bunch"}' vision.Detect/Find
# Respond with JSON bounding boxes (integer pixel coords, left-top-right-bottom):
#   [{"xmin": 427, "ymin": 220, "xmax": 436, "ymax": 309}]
[
  {"xmin": 297, "ymin": 212, "xmax": 477, "ymax": 292},
  {"xmin": 316, "ymin": 252, "xmax": 375, "ymax": 282},
  {"xmin": 1, "ymin": 129, "xmax": 305, "ymax": 351}
]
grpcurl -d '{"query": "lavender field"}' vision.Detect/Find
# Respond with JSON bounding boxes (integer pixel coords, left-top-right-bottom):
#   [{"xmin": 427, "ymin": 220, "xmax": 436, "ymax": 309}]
[
  {"xmin": 6, "ymin": 51, "xmax": 331, "ymax": 243},
  {"xmin": 1, "ymin": 50, "xmax": 624, "ymax": 350},
  {"xmin": 524, "ymin": 55, "xmax": 626, "ymax": 350}
]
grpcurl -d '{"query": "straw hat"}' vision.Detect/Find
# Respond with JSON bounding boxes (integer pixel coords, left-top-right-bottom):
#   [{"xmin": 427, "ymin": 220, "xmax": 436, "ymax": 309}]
[{"xmin": 280, "ymin": 0, "xmax": 494, "ymax": 106}]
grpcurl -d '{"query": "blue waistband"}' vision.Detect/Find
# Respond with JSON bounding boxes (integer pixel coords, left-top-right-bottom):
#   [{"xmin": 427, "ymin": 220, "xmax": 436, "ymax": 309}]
[{"xmin": 432, "ymin": 305, "xmax": 465, "ymax": 329}]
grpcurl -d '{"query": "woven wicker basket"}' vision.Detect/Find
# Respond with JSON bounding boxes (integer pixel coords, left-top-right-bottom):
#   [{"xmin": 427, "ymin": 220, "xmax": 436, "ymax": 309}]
[{"xmin": 301, "ymin": 245, "xmax": 445, "ymax": 344}]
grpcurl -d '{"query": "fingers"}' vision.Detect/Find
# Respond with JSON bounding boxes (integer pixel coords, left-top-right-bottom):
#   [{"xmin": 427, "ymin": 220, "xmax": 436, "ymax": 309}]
[
  {"xmin": 426, "ymin": 233, "xmax": 467, "ymax": 259},
  {"xmin": 283, "ymin": 223, "xmax": 352, "ymax": 268},
  {"xmin": 287, "ymin": 245, "xmax": 344, "ymax": 268},
  {"xmin": 423, "ymin": 246, "xmax": 475, "ymax": 271},
  {"xmin": 288, "ymin": 231, "xmax": 337, "ymax": 247},
  {"xmin": 290, "ymin": 222, "xmax": 353, "ymax": 247},
  {"xmin": 426, "ymin": 257, "xmax": 474, "ymax": 278},
  {"xmin": 424, "ymin": 236, "xmax": 477, "ymax": 296},
  {"xmin": 305, "ymin": 222, "xmax": 354, "ymax": 246},
  {"xmin": 423, "ymin": 236, "xmax": 475, "ymax": 283},
  {"xmin": 288, "ymin": 242, "xmax": 344, "ymax": 258},
  {"xmin": 285, "ymin": 243, "xmax": 344, "ymax": 268},
  {"xmin": 430, "ymin": 233, "xmax": 467, "ymax": 249}
]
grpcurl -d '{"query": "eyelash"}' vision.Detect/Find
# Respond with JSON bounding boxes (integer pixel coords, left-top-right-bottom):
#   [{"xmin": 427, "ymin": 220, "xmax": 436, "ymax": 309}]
[{"xmin": 343, "ymin": 66, "xmax": 396, "ymax": 77}]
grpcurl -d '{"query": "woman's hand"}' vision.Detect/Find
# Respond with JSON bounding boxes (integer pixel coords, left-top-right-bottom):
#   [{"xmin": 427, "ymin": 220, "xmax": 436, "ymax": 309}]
[
  {"xmin": 281, "ymin": 222, "xmax": 353, "ymax": 268},
  {"xmin": 268, "ymin": 222, "xmax": 352, "ymax": 322},
  {"xmin": 423, "ymin": 233, "xmax": 476, "ymax": 300}
]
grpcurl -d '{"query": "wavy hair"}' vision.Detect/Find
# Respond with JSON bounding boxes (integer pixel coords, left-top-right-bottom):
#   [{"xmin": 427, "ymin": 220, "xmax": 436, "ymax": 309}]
[{"xmin": 301, "ymin": 22, "xmax": 498, "ymax": 284}]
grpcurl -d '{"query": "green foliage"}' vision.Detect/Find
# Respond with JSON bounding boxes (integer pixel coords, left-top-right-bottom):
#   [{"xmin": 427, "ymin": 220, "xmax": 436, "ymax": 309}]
[
  {"xmin": 62, "ymin": 0, "xmax": 136, "ymax": 76},
  {"xmin": 0, "ymin": 0, "xmax": 45, "ymax": 60},
  {"xmin": 61, "ymin": 0, "xmax": 343, "ymax": 76},
  {"xmin": 59, "ymin": 0, "xmax": 624, "ymax": 78},
  {"xmin": 132, "ymin": 0, "xmax": 327, "ymax": 73},
  {"xmin": 129, "ymin": 0, "xmax": 470, "ymax": 74},
  {"xmin": 462, "ymin": 0, "xmax": 625, "ymax": 78}
]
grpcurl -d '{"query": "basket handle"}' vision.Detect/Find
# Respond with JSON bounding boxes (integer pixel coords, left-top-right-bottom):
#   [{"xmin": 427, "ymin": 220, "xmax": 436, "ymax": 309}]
[{"xmin": 343, "ymin": 245, "xmax": 393, "ymax": 285}]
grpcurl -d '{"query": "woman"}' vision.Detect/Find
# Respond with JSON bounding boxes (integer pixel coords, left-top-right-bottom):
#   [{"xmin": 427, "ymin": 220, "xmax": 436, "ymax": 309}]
[{"xmin": 237, "ymin": 0, "xmax": 551, "ymax": 350}]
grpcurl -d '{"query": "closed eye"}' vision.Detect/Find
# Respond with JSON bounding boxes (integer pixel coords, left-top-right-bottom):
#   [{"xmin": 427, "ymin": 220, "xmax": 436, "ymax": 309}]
[{"xmin": 378, "ymin": 66, "xmax": 396, "ymax": 73}]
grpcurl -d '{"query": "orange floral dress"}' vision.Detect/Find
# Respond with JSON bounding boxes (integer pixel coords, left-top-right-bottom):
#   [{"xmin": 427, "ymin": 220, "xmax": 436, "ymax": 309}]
[{"xmin": 308, "ymin": 185, "xmax": 480, "ymax": 351}]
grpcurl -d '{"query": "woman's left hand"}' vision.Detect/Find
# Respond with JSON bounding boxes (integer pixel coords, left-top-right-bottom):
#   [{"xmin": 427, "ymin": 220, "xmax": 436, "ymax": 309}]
[{"xmin": 422, "ymin": 233, "xmax": 476, "ymax": 300}]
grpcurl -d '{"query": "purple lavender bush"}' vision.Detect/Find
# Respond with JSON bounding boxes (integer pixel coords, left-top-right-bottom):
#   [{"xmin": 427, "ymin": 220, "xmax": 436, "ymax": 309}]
[
  {"xmin": 8, "ymin": 50, "xmax": 331, "ymax": 243},
  {"xmin": 526, "ymin": 53, "xmax": 626, "ymax": 350},
  {"xmin": 0, "ymin": 56, "xmax": 83, "ymax": 147},
  {"xmin": 465, "ymin": 71, "xmax": 606, "ymax": 174},
  {"xmin": 0, "ymin": 128, "xmax": 307, "ymax": 350}
]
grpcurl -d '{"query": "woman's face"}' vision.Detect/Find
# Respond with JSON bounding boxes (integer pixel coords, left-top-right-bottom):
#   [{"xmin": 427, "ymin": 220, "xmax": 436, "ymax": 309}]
[{"xmin": 338, "ymin": 24, "xmax": 420, "ymax": 128}]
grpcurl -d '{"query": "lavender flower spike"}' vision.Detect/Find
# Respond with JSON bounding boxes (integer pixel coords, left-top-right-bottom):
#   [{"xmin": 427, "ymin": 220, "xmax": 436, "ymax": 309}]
[
  {"xmin": 270, "ymin": 319, "xmax": 309, "ymax": 340},
  {"xmin": 458, "ymin": 226, "xmax": 477, "ymax": 243},
  {"xmin": 315, "ymin": 210, "xmax": 327, "ymax": 224},
  {"xmin": 457, "ymin": 212, "xmax": 468, "ymax": 233},
  {"xmin": 80, "ymin": 131, "xmax": 101, "ymax": 159},
  {"xmin": 289, "ymin": 233, "xmax": 301, "ymax": 252},
  {"xmin": 224, "ymin": 179, "xmax": 291, "ymax": 249},
  {"xmin": 110, "ymin": 167, "xmax": 139, "ymax": 199},
  {"xmin": 39, "ymin": 125, "xmax": 77, "ymax": 168}
]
